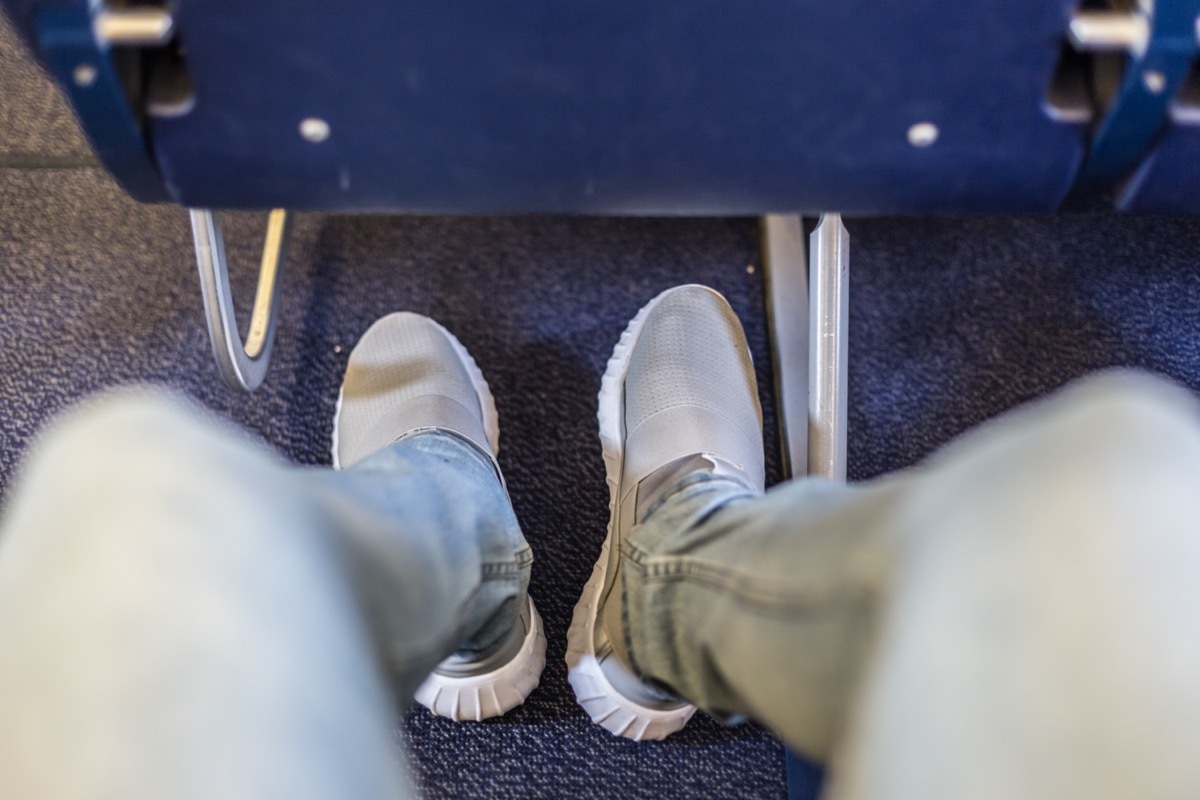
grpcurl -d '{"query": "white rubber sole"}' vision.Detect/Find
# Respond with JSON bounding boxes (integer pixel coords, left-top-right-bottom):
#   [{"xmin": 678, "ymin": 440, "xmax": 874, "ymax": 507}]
[
  {"xmin": 414, "ymin": 595, "xmax": 547, "ymax": 721},
  {"xmin": 565, "ymin": 287, "xmax": 710, "ymax": 741},
  {"xmin": 332, "ymin": 312, "xmax": 543, "ymax": 721},
  {"xmin": 331, "ymin": 314, "xmax": 500, "ymax": 469}
]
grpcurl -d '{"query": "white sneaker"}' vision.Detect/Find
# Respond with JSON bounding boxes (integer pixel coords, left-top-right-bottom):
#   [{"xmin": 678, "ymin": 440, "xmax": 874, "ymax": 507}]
[
  {"xmin": 566, "ymin": 285, "xmax": 765, "ymax": 740},
  {"xmin": 333, "ymin": 312, "xmax": 498, "ymax": 470},
  {"xmin": 333, "ymin": 312, "xmax": 546, "ymax": 721}
]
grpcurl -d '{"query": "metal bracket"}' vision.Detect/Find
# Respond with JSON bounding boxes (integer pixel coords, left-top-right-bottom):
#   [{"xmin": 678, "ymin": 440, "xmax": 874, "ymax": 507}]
[
  {"xmin": 190, "ymin": 209, "xmax": 291, "ymax": 392},
  {"xmin": 762, "ymin": 215, "xmax": 809, "ymax": 478},
  {"xmin": 806, "ymin": 213, "xmax": 850, "ymax": 482},
  {"xmin": 36, "ymin": 7, "xmax": 170, "ymax": 201},
  {"xmin": 93, "ymin": 8, "xmax": 176, "ymax": 47},
  {"xmin": 1066, "ymin": 1, "xmax": 1200, "ymax": 201},
  {"xmin": 763, "ymin": 213, "xmax": 847, "ymax": 800},
  {"xmin": 762, "ymin": 213, "xmax": 849, "ymax": 482}
]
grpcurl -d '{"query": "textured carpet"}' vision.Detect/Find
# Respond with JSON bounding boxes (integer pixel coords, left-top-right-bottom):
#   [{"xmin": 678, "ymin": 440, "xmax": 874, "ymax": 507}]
[
  {"xmin": 4, "ymin": 9, "xmax": 1200, "ymax": 800},
  {"xmin": 0, "ymin": 166, "xmax": 789, "ymax": 797}
]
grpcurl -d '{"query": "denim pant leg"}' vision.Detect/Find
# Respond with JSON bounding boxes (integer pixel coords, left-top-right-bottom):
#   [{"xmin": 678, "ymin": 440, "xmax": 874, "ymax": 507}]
[
  {"xmin": 622, "ymin": 471, "xmax": 894, "ymax": 762},
  {"xmin": 623, "ymin": 371, "xmax": 1200, "ymax": 800},
  {"xmin": 307, "ymin": 429, "xmax": 531, "ymax": 693},
  {"xmin": 0, "ymin": 391, "xmax": 528, "ymax": 800}
]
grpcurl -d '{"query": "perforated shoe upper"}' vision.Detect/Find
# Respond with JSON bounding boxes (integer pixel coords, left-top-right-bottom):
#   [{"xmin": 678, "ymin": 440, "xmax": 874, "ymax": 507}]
[
  {"xmin": 334, "ymin": 312, "xmax": 496, "ymax": 469},
  {"xmin": 621, "ymin": 285, "xmax": 765, "ymax": 505}
]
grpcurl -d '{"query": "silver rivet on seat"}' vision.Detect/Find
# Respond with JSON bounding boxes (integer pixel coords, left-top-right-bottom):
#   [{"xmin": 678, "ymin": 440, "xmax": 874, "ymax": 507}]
[
  {"xmin": 299, "ymin": 117, "xmax": 331, "ymax": 143},
  {"xmin": 907, "ymin": 122, "xmax": 939, "ymax": 147}
]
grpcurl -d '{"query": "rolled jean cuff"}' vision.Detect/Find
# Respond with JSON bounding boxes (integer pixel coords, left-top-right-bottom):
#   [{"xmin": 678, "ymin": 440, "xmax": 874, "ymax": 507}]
[
  {"xmin": 621, "ymin": 472, "xmax": 757, "ymax": 685},
  {"xmin": 352, "ymin": 430, "xmax": 532, "ymax": 657}
]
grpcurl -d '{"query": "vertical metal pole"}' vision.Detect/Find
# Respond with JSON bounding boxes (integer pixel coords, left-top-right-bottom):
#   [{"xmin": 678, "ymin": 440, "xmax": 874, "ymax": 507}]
[
  {"xmin": 808, "ymin": 213, "xmax": 849, "ymax": 481},
  {"xmin": 768, "ymin": 214, "xmax": 846, "ymax": 800},
  {"xmin": 761, "ymin": 215, "xmax": 809, "ymax": 479}
]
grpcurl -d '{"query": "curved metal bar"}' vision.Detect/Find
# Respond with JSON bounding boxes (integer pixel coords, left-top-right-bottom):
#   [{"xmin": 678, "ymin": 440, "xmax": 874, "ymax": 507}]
[{"xmin": 190, "ymin": 208, "xmax": 290, "ymax": 391}]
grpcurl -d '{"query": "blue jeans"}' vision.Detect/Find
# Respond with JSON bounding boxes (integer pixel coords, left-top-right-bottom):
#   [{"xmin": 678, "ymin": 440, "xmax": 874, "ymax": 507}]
[
  {"xmin": 5, "ymin": 371, "xmax": 1200, "ymax": 799},
  {"xmin": 0, "ymin": 391, "xmax": 529, "ymax": 800},
  {"xmin": 623, "ymin": 370, "xmax": 1200, "ymax": 799}
]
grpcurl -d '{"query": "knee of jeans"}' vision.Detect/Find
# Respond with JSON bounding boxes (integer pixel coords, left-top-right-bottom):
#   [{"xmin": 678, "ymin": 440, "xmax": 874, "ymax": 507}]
[
  {"xmin": 23, "ymin": 389, "xmax": 259, "ymax": 495},
  {"xmin": 913, "ymin": 370, "xmax": 1200, "ymax": 553},
  {"xmin": 955, "ymin": 370, "xmax": 1200, "ymax": 540},
  {"xmin": 1047, "ymin": 369, "xmax": 1200, "ymax": 472}
]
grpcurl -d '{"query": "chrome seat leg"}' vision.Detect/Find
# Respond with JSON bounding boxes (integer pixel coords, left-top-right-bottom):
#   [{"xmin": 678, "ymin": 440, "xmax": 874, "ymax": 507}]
[{"xmin": 190, "ymin": 208, "xmax": 290, "ymax": 392}]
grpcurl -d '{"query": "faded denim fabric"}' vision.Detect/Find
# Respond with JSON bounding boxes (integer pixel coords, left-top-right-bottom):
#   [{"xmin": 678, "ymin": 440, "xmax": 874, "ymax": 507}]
[
  {"xmin": 625, "ymin": 370, "xmax": 1200, "ymax": 800},
  {"xmin": 0, "ymin": 391, "xmax": 529, "ymax": 800}
]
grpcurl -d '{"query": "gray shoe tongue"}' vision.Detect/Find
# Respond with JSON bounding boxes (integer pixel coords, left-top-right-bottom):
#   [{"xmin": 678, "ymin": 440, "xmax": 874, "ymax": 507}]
[
  {"xmin": 620, "ymin": 403, "xmax": 765, "ymax": 514},
  {"xmin": 339, "ymin": 394, "xmax": 491, "ymax": 469},
  {"xmin": 632, "ymin": 452, "xmax": 755, "ymax": 523},
  {"xmin": 382, "ymin": 394, "xmax": 492, "ymax": 457}
]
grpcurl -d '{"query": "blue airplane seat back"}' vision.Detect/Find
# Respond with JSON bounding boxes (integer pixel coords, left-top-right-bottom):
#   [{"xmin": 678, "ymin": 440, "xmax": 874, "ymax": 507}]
[
  {"xmin": 142, "ymin": 0, "xmax": 1087, "ymax": 214},
  {"xmin": 6, "ymin": 0, "xmax": 1101, "ymax": 214}
]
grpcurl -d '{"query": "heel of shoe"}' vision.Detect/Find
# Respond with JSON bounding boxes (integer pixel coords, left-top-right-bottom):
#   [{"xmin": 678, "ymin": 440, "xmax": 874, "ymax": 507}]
[
  {"xmin": 565, "ymin": 541, "xmax": 695, "ymax": 741},
  {"xmin": 414, "ymin": 595, "xmax": 546, "ymax": 721}
]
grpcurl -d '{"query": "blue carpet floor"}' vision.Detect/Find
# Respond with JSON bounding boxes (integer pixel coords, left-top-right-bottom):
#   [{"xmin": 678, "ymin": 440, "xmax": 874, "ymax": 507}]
[{"xmin": 4, "ymin": 12, "xmax": 1200, "ymax": 800}]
